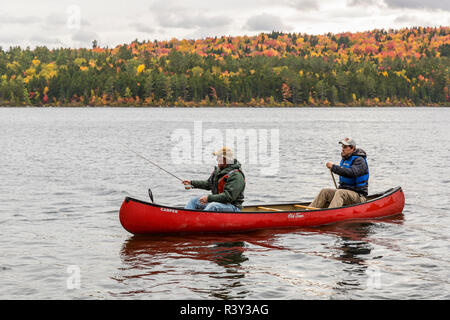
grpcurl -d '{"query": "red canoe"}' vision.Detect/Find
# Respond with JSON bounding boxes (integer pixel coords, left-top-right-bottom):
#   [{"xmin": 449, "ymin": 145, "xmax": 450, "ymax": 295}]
[{"xmin": 119, "ymin": 187, "xmax": 405, "ymax": 235}]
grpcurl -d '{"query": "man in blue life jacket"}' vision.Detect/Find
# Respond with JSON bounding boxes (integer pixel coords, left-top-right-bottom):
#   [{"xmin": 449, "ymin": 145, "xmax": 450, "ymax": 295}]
[{"xmin": 310, "ymin": 137, "xmax": 369, "ymax": 208}]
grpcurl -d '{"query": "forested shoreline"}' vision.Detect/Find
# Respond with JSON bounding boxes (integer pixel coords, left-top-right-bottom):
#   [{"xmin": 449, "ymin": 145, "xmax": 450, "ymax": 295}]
[{"xmin": 1, "ymin": 26, "xmax": 449, "ymax": 107}]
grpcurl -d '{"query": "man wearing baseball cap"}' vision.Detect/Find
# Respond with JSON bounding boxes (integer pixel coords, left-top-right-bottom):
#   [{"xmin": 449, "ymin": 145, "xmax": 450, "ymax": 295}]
[
  {"xmin": 310, "ymin": 137, "xmax": 369, "ymax": 208},
  {"xmin": 182, "ymin": 147, "xmax": 246, "ymax": 212}
]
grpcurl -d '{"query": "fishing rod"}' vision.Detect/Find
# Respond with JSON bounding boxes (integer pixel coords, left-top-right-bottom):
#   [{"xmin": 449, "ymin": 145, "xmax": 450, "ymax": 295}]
[{"xmin": 122, "ymin": 144, "xmax": 192, "ymax": 189}]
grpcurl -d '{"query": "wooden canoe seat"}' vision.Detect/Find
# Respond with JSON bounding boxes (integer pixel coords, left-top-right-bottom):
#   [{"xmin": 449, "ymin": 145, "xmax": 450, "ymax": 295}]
[
  {"xmin": 294, "ymin": 204, "xmax": 319, "ymax": 210},
  {"xmin": 257, "ymin": 206, "xmax": 283, "ymax": 212}
]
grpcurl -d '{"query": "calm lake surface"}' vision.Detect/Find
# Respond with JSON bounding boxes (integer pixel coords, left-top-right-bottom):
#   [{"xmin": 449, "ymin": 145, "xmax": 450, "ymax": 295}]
[{"xmin": 0, "ymin": 107, "xmax": 449, "ymax": 300}]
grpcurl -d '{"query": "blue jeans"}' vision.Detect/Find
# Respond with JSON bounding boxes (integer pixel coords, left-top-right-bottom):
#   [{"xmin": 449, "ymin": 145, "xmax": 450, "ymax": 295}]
[{"xmin": 185, "ymin": 196, "xmax": 241, "ymax": 212}]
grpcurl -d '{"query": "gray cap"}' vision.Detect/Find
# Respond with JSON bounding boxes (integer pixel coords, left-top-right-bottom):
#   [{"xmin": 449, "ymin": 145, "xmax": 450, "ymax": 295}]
[{"xmin": 339, "ymin": 137, "xmax": 356, "ymax": 147}]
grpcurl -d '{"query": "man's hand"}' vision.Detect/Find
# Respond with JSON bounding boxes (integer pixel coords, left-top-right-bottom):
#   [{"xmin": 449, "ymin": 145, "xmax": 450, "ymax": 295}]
[
  {"xmin": 199, "ymin": 195, "xmax": 208, "ymax": 205},
  {"xmin": 326, "ymin": 162, "xmax": 333, "ymax": 169},
  {"xmin": 182, "ymin": 180, "xmax": 192, "ymax": 189}
]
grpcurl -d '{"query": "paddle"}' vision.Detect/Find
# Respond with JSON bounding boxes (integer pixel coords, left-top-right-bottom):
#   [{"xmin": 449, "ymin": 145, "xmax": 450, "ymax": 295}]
[{"xmin": 330, "ymin": 168, "xmax": 338, "ymax": 189}]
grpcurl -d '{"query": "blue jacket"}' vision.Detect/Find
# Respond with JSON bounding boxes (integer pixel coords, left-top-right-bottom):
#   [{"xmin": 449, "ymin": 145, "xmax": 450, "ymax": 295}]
[{"xmin": 331, "ymin": 148, "xmax": 369, "ymax": 196}]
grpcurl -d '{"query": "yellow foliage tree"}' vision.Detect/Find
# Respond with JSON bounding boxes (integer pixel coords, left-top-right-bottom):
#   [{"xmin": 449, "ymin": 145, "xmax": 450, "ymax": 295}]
[{"xmin": 137, "ymin": 64, "xmax": 145, "ymax": 74}]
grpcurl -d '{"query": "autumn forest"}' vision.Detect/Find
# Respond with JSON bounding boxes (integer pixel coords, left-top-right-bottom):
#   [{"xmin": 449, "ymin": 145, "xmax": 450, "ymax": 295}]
[{"xmin": 0, "ymin": 26, "xmax": 449, "ymax": 107}]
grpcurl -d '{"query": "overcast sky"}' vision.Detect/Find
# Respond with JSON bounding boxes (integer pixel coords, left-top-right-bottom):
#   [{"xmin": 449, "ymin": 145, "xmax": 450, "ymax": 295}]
[{"xmin": 1, "ymin": 0, "xmax": 449, "ymax": 49}]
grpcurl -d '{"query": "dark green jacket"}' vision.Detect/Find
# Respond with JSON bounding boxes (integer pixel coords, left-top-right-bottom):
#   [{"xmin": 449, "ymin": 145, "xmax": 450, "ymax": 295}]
[{"xmin": 191, "ymin": 160, "xmax": 245, "ymax": 208}]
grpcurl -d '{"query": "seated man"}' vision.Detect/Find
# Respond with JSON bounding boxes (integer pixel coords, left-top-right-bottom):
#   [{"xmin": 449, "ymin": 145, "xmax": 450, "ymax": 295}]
[
  {"xmin": 310, "ymin": 138, "xmax": 369, "ymax": 208},
  {"xmin": 183, "ymin": 147, "xmax": 245, "ymax": 212}
]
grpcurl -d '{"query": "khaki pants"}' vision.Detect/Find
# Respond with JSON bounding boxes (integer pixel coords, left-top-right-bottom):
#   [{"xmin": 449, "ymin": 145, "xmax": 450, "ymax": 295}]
[{"xmin": 310, "ymin": 188, "xmax": 367, "ymax": 209}]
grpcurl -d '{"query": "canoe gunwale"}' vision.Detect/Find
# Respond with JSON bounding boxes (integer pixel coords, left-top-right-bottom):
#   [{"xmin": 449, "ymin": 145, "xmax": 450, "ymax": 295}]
[{"xmin": 124, "ymin": 186, "xmax": 403, "ymax": 214}]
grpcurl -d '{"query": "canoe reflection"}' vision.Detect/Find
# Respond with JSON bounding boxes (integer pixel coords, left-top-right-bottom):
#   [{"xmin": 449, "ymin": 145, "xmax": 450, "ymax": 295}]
[
  {"xmin": 120, "ymin": 215, "xmax": 404, "ymax": 267},
  {"xmin": 120, "ymin": 235, "xmax": 250, "ymax": 267},
  {"xmin": 117, "ymin": 214, "xmax": 404, "ymax": 298},
  {"xmin": 118, "ymin": 234, "xmax": 254, "ymax": 299}
]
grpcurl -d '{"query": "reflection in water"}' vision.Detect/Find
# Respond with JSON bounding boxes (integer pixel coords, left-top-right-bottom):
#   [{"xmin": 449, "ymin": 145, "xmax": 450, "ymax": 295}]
[
  {"xmin": 208, "ymin": 241, "xmax": 249, "ymax": 267},
  {"xmin": 120, "ymin": 235, "xmax": 248, "ymax": 267},
  {"xmin": 334, "ymin": 223, "xmax": 375, "ymax": 292},
  {"xmin": 312, "ymin": 215, "xmax": 404, "ymax": 295},
  {"xmin": 118, "ymin": 234, "xmax": 255, "ymax": 299},
  {"xmin": 198, "ymin": 241, "xmax": 249, "ymax": 299},
  {"xmin": 116, "ymin": 214, "xmax": 404, "ymax": 299}
]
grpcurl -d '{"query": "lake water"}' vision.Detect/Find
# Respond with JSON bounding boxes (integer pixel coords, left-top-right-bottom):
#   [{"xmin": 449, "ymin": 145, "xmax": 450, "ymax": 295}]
[{"xmin": 0, "ymin": 107, "xmax": 449, "ymax": 300}]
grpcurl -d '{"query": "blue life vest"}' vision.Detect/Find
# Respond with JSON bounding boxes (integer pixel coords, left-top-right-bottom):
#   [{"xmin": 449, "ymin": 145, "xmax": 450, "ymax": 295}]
[{"xmin": 339, "ymin": 156, "xmax": 369, "ymax": 188}]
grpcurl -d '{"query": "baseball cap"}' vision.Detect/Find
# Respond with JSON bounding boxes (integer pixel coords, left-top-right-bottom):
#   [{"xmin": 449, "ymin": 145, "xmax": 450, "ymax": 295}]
[{"xmin": 339, "ymin": 137, "xmax": 356, "ymax": 147}]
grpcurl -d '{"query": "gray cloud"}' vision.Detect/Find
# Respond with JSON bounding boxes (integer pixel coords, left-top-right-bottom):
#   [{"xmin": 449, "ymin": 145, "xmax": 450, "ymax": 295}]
[
  {"xmin": 0, "ymin": 33, "xmax": 21, "ymax": 44},
  {"xmin": 385, "ymin": 0, "xmax": 449, "ymax": 11},
  {"xmin": 394, "ymin": 14, "xmax": 434, "ymax": 27},
  {"xmin": 349, "ymin": 0, "xmax": 450, "ymax": 11},
  {"xmin": 72, "ymin": 28, "xmax": 99, "ymax": 46},
  {"xmin": 0, "ymin": 15, "xmax": 41, "ymax": 25},
  {"xmin": 0, "ymin": 0, "xmax": 448, "ymax": 49},
  {"xmin": 157, "ymin": 14, "xmax": 231, "ymax": 29},
  {"xmin": 42, "ymin": 12, "xmax": 91, "ymax": 31},
  {"xmin": 150, "ymin": 0, "xmax": 231, "ymax": 29},
  {"xmin": 347, "ymin": 0, "xmax": 382, "ymax": 6},
  {"xmin": 29, "ymin": 34, "xmax": 66, "ymax": 47},
  {"xmin": 44, "ymin": 12, "xmax": 67, "ymax": 27},
  {"xmin": 244, "ymin": 13, "xmax": 293, "ymax": 32},
  {"xmin": 394, "ymin": 15, "xmax": 419, "ymax": 23},
  {"xmin": 131, "ymin": 22, "xmax": 155, "ymax": 34},
  {"xmin": 285, "ymin": 0, "xmax": 320, "ymax": 11}
]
